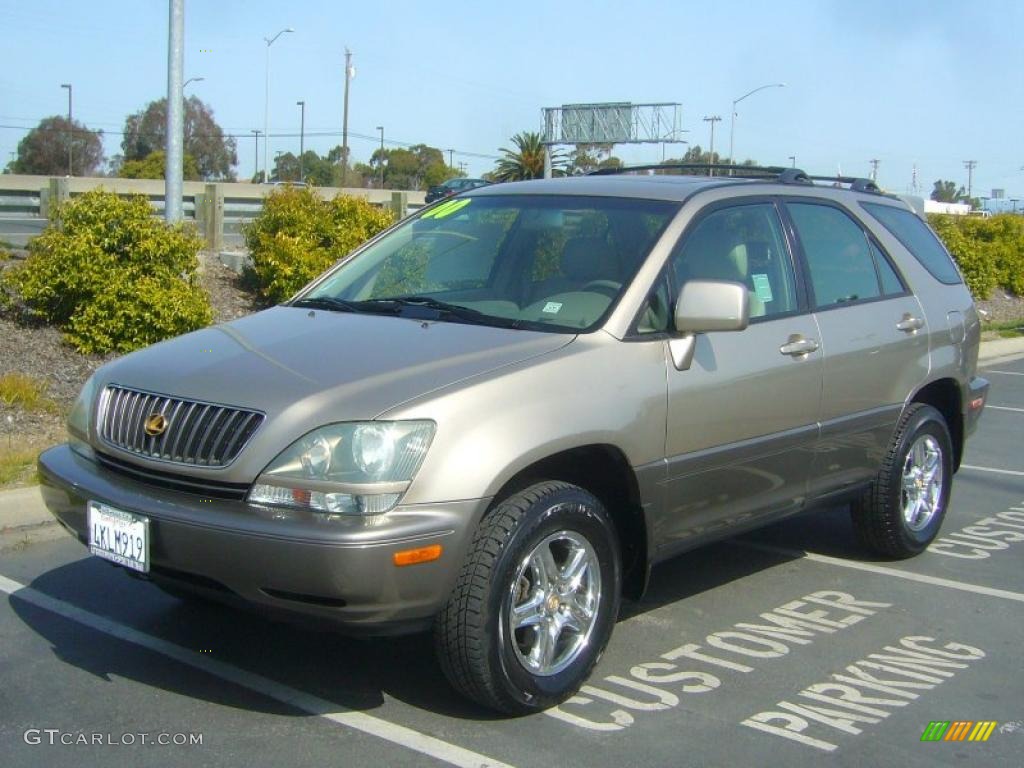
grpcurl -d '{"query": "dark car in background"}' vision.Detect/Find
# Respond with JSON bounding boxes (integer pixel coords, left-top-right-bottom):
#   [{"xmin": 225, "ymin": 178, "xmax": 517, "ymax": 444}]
[{"xmin": 425, "ymin": 177, "xmax": 491, "ymax": 203}]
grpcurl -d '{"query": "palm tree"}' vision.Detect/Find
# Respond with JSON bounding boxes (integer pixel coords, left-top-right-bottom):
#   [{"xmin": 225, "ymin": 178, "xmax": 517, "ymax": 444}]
[{"xmin": 493, "ymin": 132, "xmax": 564, "ymax": 181}]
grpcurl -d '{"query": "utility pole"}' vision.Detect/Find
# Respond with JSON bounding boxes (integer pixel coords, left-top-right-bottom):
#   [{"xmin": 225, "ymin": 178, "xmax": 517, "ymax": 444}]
[
  {"xmin": 376, "ymin": 125, "xmax": 384, "ymax": 188},
  {"xmin": 60, "ymin": 83, "xmax": 72, "ymax": 176},
  {"xmin": 911, "ymin": 163, "xmax": 919, "ymax": 195},
  {"xmin": 296, "ymin": 100, "xmax": 305, "ymax": 182},
  {"xmin": 250, "ymin": 130, "xmax": 261, "ymax": 181},
  {"xmin": 963, "ymin": 160, "xmax": 977, "ymax": 200},
  {"xmin": 869, "ymin": 158, "xmax": 880, "ymax": 182},
  {"xmin": 165, "ymin": 0, "xmax": 184, "ymax": 222},
  {"xmin": 447, "ymin": 148, "xmax": 455, "ymax": 169},
  {"xmin": 703, "ymin": 115, "xmax": 721, "ymax": 176},
  {"xmin": 341, "ymin": 48, "xmax": 353, "ymax": 187}
]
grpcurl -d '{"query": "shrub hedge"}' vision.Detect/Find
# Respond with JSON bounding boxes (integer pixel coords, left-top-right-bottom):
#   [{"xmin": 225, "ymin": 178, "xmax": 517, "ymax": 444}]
[
  {"xmin": 928, "ymin": 213, "xmax": 1024, "ymax": 299},
  {"xmin": 243, "ymin": 186, "xmax": 395, "ymax": 304},
  {"xmin": 0, "ymin": 189, "xmax": 211, "ymax": 353}
]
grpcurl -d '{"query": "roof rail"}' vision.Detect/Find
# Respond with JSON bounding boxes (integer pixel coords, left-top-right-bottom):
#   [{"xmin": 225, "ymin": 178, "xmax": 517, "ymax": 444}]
[
  {"xmin": 588, "ymin": 163, "xmax": 791, "ymax": 178},
  {"xmin": 805, "ymin": 175, "xmax": 882, "ymax": 194},
  {"xmin": 587, "ymin": 163, "xmax": 885, "ymax": 195}
]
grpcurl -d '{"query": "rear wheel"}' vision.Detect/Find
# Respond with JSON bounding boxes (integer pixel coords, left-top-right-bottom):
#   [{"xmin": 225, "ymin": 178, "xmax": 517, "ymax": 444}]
[
  {"xmin": 851, "ymin": 403, "xmax": 953, "ymax": 558},
  {"xmin": 434, "ymin": 481, "xmax": 621, "ymax": 714}
]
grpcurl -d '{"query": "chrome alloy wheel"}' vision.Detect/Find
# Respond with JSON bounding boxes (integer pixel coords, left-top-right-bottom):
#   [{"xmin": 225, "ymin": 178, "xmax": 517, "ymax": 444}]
[
  {"xmin": 901, "ymin": 434, "xmax": 944, "ymax": 532},
  {"xmin": 507, "ymin": 528, "xmax": 602, "ymax": 677}
]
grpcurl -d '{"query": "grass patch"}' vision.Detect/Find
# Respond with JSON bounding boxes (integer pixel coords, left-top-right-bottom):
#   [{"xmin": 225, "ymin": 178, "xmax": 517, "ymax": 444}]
[
  {"xmin": 0, "ymin": 445, "xmax": 41, "ymax": 486},
  {"xmin": 0, "ymin": 372, "xmax": 58, "ymax": 413},
  {"xmin": 981, "ymin": 319, "xmax": 1024, "ymax": 339}
]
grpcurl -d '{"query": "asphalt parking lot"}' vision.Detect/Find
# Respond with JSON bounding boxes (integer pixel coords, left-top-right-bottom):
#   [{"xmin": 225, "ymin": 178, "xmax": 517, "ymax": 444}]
[{"xmin": 2, "ymin": 353, "xmax": 1022, "ymax": 767}]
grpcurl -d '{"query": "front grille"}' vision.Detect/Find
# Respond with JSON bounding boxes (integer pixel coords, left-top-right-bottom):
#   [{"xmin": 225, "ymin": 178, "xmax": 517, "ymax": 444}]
[
  {"xmin": 99, "ymin": 385, "xmax": 264, "ymax": 468},
  {"xmin": 95, "ymin": 451, "xmax": 251, "ymax": 500}
]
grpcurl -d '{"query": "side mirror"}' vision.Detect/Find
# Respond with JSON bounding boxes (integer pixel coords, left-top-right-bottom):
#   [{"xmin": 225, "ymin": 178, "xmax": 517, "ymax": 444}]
[
  {"xmin": 669, "ymin": 280, "xmax": 749, "ymax": 371},
  {"xmin": 674, "ymin": 280, "xmax": 750, "ymax": 334}
]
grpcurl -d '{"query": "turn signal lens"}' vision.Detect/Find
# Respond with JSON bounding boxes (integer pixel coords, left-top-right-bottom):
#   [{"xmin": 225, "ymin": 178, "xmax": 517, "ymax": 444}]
[{"xmin": 393, "ymin": 544, "xmax": 442, "ymax": 567}]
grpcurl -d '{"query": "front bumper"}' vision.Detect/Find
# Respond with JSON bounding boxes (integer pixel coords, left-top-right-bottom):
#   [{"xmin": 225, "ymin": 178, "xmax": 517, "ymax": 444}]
[{"xmin": 38, "ymin": 444, "xmax": 490, "ymax": 634}]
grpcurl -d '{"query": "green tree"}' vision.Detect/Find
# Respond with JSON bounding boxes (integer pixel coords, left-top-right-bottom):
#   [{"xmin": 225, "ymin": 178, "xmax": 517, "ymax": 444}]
[
  {"xmin": 368, "ymin": 144, "xmax": 454, "ymax": 189},
  {"xmin": 122, "ymin": 96, "xmax": 237, "ymax": 180},
  {"xmin": 567, "ymin": 143, "xmax": 622, "ymax": 175},
  {"xmin": 493, "ymin": 131, "xmax": 564, "ymax": 181},
  {"xmin": 118, "ymin": 150, "xmax": 201, "ymax": 180},
  {"xmin": 8, "ymin": 116, "xmax": 104, "ymax": 176},
  {"xmin": 931, "ymin": 180, "xmax": 964, "ymax": 203}
]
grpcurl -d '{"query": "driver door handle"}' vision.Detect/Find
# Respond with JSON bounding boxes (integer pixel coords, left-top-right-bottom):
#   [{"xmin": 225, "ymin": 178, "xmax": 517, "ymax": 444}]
[
  {"xmin": 779, "ymin": 337, "xmax": 819, "ymax": 357},
  {"xmin": 896, "ymin": 315, "xmax": 924, "ymax": 333}
]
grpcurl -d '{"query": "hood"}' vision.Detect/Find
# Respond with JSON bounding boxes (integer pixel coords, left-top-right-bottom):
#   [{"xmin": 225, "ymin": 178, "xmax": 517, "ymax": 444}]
[
  {"xmin": 94, "ymin": 307, "xmax": 572, "ymax": 479},
  {"xmin": 100, "ymin": 306, "xmax": 572, "ymax": 419}
]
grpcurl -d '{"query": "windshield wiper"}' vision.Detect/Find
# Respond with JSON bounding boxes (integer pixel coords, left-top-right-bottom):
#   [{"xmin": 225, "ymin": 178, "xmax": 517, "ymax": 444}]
[
  {"xmin": 366, "ymin": 296, "xmax": 520, "ymax": 328},
  {"xmin": 291, "ymin": 296, "xmax": 400, "ymax": 315}
]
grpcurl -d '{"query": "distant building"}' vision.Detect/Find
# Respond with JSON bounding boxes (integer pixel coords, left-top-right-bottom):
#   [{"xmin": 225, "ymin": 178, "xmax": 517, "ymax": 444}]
[
  {"xmin": 981, "ymin": 197, "xmax": 1022, "ymax": 215},
  {"xmin": 924, "ymin": 200, "xmax": 971, "ymax": 215}
]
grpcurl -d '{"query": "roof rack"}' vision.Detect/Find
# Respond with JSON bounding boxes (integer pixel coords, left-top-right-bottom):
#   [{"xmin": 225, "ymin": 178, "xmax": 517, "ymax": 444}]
[
  {"xmin": 588, "ymin": 163, "xmax": 791, "ymax": 178},
  {"xmin": 588, "ymin": 163, "xmax": 885, "ymax": 195}
]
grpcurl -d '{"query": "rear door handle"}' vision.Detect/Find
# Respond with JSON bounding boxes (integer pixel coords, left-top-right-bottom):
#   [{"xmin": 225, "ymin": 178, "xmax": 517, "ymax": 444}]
[
  {"xmin": 896, "ymin": 315, "xmax": 924, "ymax": 333},
  {"xmin": 779, "ymin": 337, "xmax": 819, "ymax": 356}
]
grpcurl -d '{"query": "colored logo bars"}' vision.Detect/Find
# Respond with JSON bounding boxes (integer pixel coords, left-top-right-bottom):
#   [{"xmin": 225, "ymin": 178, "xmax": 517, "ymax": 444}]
[{"xmin": 921, "ymin": 721, "xmax": 998, "ymax": 742}]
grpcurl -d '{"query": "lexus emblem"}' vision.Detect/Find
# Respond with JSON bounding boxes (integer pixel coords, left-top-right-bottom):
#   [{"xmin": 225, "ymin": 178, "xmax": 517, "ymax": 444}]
[{"xmin": 144, "ymin": 413, "xmax": 168, "ymax": 437}]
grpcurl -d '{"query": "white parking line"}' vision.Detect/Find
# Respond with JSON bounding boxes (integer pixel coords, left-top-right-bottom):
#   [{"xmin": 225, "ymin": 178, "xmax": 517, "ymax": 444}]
[
  {"xmin": 986, "ymin": 405, "xmax": 1024, "ymax": 413},
  {"xmin": 0, "ymin": 573, "xmax": 515, "ymax": 768},
  {"xmin": 984, "ymin": 370, "xmax": 1024, "ymax": 376},
  {"xmin": 961, "ymin": 464, "xmax": 1024, "ymax": 477},
  {"xmin": 735, "ymin": 541, "xmax": 1024, "ymax": 603}
]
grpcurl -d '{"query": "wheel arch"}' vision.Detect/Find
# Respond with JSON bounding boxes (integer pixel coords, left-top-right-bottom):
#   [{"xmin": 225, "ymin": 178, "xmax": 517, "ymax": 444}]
[
  {"xmin": 910, "ymin": 377, "xmax": 964, "ymax": 470},
  {"xmin": 491, "ymin": 443, "xmax": 650, "ymax": 601}
]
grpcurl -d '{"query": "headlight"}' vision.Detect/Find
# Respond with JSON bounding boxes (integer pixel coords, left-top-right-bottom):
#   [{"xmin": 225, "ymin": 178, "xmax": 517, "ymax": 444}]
[
  {"xmin": 247, "ymin": 421, "xmax": 435, "ymax": 516},
  {"xmin": 67, "ymin": 375, "xmax": 97, "ymax": 456}
]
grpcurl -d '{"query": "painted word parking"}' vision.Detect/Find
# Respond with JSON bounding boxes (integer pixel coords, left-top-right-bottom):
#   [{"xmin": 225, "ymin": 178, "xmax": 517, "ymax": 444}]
[
  {"xmin": 546, "ymin": 591, "xmax": 890, "ymax": 731},
  {"xmin": 742, "ymin": 636, "xmax": 985, "ymax": 751}
]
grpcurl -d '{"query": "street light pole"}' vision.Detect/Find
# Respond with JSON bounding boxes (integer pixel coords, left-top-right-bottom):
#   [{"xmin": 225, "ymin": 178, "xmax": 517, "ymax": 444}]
[
  {"xmin": 165, "ymin": 0, "xmax": 184, "ymax": 222},
  {"xmin": 251, "ymin": 129, "xmax": 261, "ymax": 181},
  {"xmin": 263, "ymin": 26, "xmax": 294, "ymax": 184},
  {"xmin": 183, "ymin": 76, "xmax": 204, "ymax": 90},
  {"xmin": 296, "ymin": 100, "xmax": 305, "ymax": 182},
  {"xmin": 728, "ymin": 82, "xmax": 785, "ymax": 173},
  {"xmin": 341, "ymin": 48, "xmax": 353, "ymax": 187},
  {"xmin": 60, "ymin": 83, "xmax": 72, "ymax": 175},
  {"xmin": 376, "ymin": 125, "xmax": 384, "ymax": 188},
  {"xmin": 703, "ymin": 115, "xmax": 721, "ymax": 176}
]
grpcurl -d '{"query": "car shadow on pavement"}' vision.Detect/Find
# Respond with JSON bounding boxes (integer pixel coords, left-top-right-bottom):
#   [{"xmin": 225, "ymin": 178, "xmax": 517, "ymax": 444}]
[{"xmin": 7, "ymin": 503, "xmax": 872, "ymax": 722}]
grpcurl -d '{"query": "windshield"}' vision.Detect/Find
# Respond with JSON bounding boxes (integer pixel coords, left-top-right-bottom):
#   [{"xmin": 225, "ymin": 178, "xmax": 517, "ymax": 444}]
[{"xmin": 297, "ymin": 194, "xmax": 678, "ymax": 332}]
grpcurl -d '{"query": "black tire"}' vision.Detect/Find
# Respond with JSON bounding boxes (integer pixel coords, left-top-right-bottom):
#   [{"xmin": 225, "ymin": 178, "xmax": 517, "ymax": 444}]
[
  {"xmin": 434, "ymin": 481, "xmax": 621, "ymax": 714},
  {"xmin": 851, "ymin": 403, "xmax": 953, "ymax": 558}
]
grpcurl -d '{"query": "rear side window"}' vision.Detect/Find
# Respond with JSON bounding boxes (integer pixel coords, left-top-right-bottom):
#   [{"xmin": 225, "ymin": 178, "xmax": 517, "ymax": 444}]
[
  {"xmin": 862, "ymin": 202, "xmax": 962, "ymax": 285},
  {"xmin": 787, "ymin": 203, "xmax": 880, "ymax": 307}
]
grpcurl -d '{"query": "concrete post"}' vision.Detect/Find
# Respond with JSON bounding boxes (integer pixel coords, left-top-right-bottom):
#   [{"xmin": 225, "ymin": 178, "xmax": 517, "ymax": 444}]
[
  {"xmin": 204, "ymin": 183, "xmax": 224, "ymax": 252},
  {"xmin": 48, "ymin": 177, "xmax": 70, "ymax": 229},
  {"xmin": 39, "ymin": 187, "xmax": 50, "ymax": 220},
  {"xmin": 390, "ymin": 191, "xmax": 408, "ymax": 220}
]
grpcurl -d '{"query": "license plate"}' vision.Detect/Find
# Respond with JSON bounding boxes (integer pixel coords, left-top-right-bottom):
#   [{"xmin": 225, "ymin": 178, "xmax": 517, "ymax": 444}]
[{"xmin": 88, "ymin": 501, "xmax": 149, "ymax": 573}]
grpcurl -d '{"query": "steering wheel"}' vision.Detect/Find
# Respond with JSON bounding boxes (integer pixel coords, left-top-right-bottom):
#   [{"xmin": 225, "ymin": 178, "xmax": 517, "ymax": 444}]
[{"xmin": 580, "ymin": 280, "xmax": 622, "ymax": 298}]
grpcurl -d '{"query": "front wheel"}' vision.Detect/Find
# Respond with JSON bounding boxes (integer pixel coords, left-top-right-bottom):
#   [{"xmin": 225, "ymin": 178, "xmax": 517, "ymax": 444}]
[
  {"xmin": 851, "ymin": 403, "xmax": 953, "ymax": 558},
  {"xmin": 434, "ymin": 481, "xmax": 621, "ymax": 714}
]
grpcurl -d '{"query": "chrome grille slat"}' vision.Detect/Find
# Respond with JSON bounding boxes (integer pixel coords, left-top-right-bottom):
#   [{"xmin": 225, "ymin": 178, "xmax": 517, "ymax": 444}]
[{"xmin": 98, "ymin": 386, "xmax": 263, "ymax": 468}]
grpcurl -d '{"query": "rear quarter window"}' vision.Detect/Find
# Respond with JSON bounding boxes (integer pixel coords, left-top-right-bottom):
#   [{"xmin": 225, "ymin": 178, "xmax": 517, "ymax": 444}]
[{"xmin": 861, "ymin": 202, "xmax": 962, "ymax": 285}]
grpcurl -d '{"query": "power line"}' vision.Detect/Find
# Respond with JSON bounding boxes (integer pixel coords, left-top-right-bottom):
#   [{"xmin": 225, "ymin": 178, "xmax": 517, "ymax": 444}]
[{"xmin": 0, "ymin": 123, "xmax": 500, "ymax": 160}]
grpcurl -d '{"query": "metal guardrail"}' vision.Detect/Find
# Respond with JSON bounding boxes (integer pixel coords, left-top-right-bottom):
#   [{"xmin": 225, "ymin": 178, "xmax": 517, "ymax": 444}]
[{"xmin": 0, "ymin": 175, "xmax": 425, "ymax": 250}]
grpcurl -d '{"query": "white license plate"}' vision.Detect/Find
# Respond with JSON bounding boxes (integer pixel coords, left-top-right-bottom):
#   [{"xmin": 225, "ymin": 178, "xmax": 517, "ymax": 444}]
[{"xmin": 88, "ymin": 501, "xmax": 149, "ymax": 573}]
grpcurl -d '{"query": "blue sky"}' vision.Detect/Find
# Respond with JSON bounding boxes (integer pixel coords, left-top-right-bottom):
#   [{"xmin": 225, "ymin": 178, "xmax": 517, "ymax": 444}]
[{"xmin": 1, "ymin": 0, "xmax": 1021, "ymax": 197}]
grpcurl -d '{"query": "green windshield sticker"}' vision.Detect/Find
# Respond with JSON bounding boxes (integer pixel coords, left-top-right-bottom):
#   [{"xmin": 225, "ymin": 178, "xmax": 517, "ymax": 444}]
[
  {"xmin": 752, "ymin": 273, "xmax": 773, "ymax": 302},
  {"xmin": 422, "ymin": 198, "xmax": 472, "ymax": 219}
]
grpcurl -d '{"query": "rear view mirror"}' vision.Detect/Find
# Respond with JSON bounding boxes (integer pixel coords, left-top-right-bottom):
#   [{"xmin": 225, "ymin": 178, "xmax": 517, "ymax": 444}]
[
  {"xmin": 674, "ymin": 280, "xmax": 750, "ymax": 334},
  {"xmin": 670, "ymin": 280, "xmax": 749, "ymax": 371}
]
